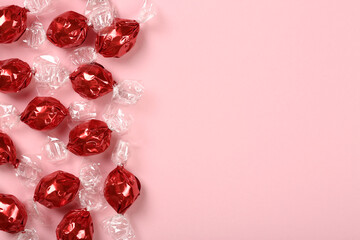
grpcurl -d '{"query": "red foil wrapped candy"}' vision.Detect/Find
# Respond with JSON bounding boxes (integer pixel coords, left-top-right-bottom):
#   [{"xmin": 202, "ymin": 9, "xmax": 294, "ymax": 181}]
[
  {"xmin": 67, "ymin": 119, "xmax": 112, "ymax": 156},
  {"xmin": 0, "ymin": 194, "xmax": 27, "ymax": 233},
  {"xmin": 70, "ymin": 63, "xmax": 114, "ymax": 99},
  {"xmin": 95, "ymin": 18, "xmax": 140, "ymax": 58},
  {"xmin": 0, "ymin": 58, "xmax": 32, "ymax": 93},
  {"xmin": 0, "ymin": 132, "xmax": 19, "ymax": 168},
  {"xmin": 20, "ymin": 96, "xmax": 69, "ymax": 131},
  {"xmin": 104, "ymin": 166, "xmax": 141, "ymax": 214},
  {"xmin": 0, "ymin": 5, "xmax": 28, "ymax": 44},
  {"xmin": 34, "ymin": 170, "xmax": 80, "ymax": 209},
  {"xmin": 47, "ymin": 11, "xmax": 89, "ymax": 48},
  {"xmin": 56, "ymin": 209, "xmax": 94, "ymax": 240}
]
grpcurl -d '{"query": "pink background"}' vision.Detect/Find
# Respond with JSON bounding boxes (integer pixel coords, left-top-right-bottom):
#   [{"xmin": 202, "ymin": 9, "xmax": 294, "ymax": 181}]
[{"xmin": 1, "ymin": 0, "xmax": 360, "ymax": 239}]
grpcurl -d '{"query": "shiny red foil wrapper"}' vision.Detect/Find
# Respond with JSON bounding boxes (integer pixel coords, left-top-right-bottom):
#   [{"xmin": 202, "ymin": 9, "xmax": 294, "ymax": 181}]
[
  {"xmin": 70, "ymin": 63, "xmax": 114, "ymax": 99},
  {"xmin": 67, "ymin": 119, "xmax": 112, "ymax": 156},
  {"xmin": 47, "ymin": 11, "xmax": 89, "ymax": 48},
  {"xmin": 56, "ymin": 209, "xmax": 94, "ymax": 240},
  {"xmin": 0, "ymin": 5, "xmax": 28, "ymax": 44},
  {"xmin": 34, "ymin": 170, "xmax": 80, "ymax": 209},
  {"xmin": 95, "ymin": 18, "xmax": 140, "ymax": 58},
  {"xmin": 0, "ymin": 58, "xmax": 32, "ymax": 93},
  {"xmin": 104, "ymin": 166, "xmax": 141, "ymax": 214},
  {"xmin": 0, "ymin": 194, "xmax": 27, "ymax": 233},
  {"xmin": 0, "ymin": 132, "xmax": 19, "ymax": 168},
  {"xmin": 20, "ymin": 96, "xmax": 69, "ymax": 131}
]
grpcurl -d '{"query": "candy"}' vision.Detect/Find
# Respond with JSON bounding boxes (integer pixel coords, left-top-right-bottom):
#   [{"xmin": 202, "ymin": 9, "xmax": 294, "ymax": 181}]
[
  {"xmin": 104, "ymin": 166, "xmax": 141, "ymax": 214},
  {"xmin": 0, "ymin": 132, "xmax": 19, "ymax": 168},
  {"xmin": 85, "ymin": 0, "xmax": 114, "ymax": 32},
  {"xmin": 70, "ymin": 62, "xmax": 114, "ymax": 99},
  {"xmin": 70, "ymin": 47, "xmax": 97, "ymax": 66},
  {"xmin": 15, "ymin": 155, "xmax": 42, "ymax": 187},
  {"xmin": 56, "ymin": 209, "xmax": 94, "ymax": 240},
  {"xmin": 0, "ymin": 58, "xmax": 33, "ymax": 93},
  {"xmin": 79, "ymin": 162, "xmax": 106, "ymax": 211},
  {"xmin": 24, "ymin": 0, "xmax": 52, "ymax": 14},
  {"xmin": 0, "ymin": 104, "xmax": 20, "ymax": 131},
  {"xmin": 16, "ymin": 228, "xmax": 39, "ymax": 240},
  {"xmin": 0, "ymin": 194, "xmax": 27, "ymax": 233},
  {"xmin": 67, "ymin": 119, "xmax": 112, "ymax": 156},
  {"xmin": 68, "ymin": 101, "xmax": 97, "ymax": 122},
  {"xmin": 80, "ymin": 162, "xmax": 102, "ymax": 189},
  {"xmin": 20, "ymin": 96, "xmax": 69, "ymax": 130},
  {"xmin": 79, "ymin": 189, "xmax": 106, "ymax": 211},
  {"xmin": 112, "ymin": 80, "xmax": 144, "ymax": 105},
  {"xmin": 103, "ymin": 214, "xmax": 135, "ymax": 240},
  {"xmin": 0, "ymin": 5, "xmax": 28, "ymax": 43},
  {"xmin": 95, "ymin": 18, "xmax": 140, "ymax": 58},
  {"xmin": 33, "ymin": 55, "xmax": 69, "ymax": 95},
  {"xmin": 47, "ymin": 11, "xmax": 89, "ymax": 48},
  {"xmin": 23, "ymin": 22, "xmax": 46, "ymax": 49},
  {"xmin": 42, "ymin": 136, "xmax": 68, "ymax": 163},
  {"xmin": 103, "ymin": 102, "xmax": 133, "ymax": 134},
  {"xmin": 34, "ymin": 170, "xmax": 80, "ymax": 208}
]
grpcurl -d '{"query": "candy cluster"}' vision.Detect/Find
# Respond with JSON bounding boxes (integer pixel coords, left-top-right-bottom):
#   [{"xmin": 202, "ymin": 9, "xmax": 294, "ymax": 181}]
[{"xmin": 0, "ymin": 0, "xmax": 155, "ymax": 239}]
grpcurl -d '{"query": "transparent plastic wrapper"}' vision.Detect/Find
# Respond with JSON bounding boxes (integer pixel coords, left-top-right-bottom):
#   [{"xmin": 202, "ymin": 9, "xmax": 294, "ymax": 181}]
[
  {"xmin": 23, "ymin": 22, "xmax": 46, "ymax": 49},
  {"xmin": 16, "ymin": 228, "xmax": 39, "ymax": 240},
  {"xmin": 85, "ymin": 0, "xmax": 115, "ymax": 32},
  {"xmin": 79, "ymin": 162, "xmax": 102, "ymax": 189},
  {"xmin": 137, "ymin": 0, "xmax": 157, "ymax": 24},
  {"xmin": 113, "ymin": 80, "xmax": 144, "ymax": 105},
  {"xmin": 15, "ymin": 155, "xmax": 42, "ymax": 187},
  {"xmin": 79, "ymin": 162, "xmax": 106, "ymax": 211},
  {"xmin": 0, "ymin": 104, "xmax": 20, "ymax": 132},
  {"xmin": 42, "ymin": 136, "xmax": 68, "ymax": 163},
  {"xmin": 33, "ymin": 55, "xmax": 69, "ymax": 95},
  {"xmin": 79, "ymin": 188, "xmax": 107, "ymax": 211},
  {"xmin": 112, "ymin": 140, "xmax": 130, "ymax": 166},
  {"xmin": 70, "ymin": 47, "xmax": 97, "ymax": 66},
  {"xmin": 68, "ymin": 100, "xmax": 97, "ymax": 122},
  {"xmin": 103, "ymin": 214, "xmax": 136, "ymax": 240},
  {"xmin": 24, "ymin": 0, "xmax": 53, "ymax": 14},
  {"xmin": 103, "ymin": 103, "xmax": 133, "ymax": 134}
]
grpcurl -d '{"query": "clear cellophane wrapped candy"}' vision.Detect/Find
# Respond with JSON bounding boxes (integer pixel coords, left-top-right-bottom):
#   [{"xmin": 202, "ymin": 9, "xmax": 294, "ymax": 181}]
[
  {"xmin": 68, "ymin": 100, "xmax": 97, "ymax": 123},
  {"xmin": 85, "ymin": 0, "xmax": 115, "ymax": 32},
  {"xmin": 113, "ymin": 80, "xmax": 144, "ymax": 105},
  {"xmin": 23, "ymin": 22, "xmax": 46, "ymax": 49},
  {"xmin": 70, "ymin": 47, "xmax": 97, "ymax": 66},
  {"xmin": 103, "ymin": 102, "xmax": 133, "ymax": 134},
  {"xmin": 42, "ymin": 136, "xmax": 68, "ymax": 164},
  {"xmin": 103, "ymin": 214, "xmax": 136, "ymax": 240},
  {"xmin": 16, "ymin": 228, "xmax": 39, "ymax": 240},
  {"xmin": 103, "ymin": 79, "xmax": 144, "ymax": 134},
  {"xmin": 79, "ymin": 162, "xmax": 107, "ymax": 211},
  {"xmin": 0, "ymin": 104, "xmax": 20, "ymax": 132},
  {"xmin": 32, "ymin": 55, "xmax": 69, "ymax": 95},
  {"xmin": 24, "ymin": 0, "xmax": 53, "ymax": 14},
  {"xmin": 15, "ymin": 154, "xmax": 42, "ymax": 187},
  {"xmin": 22, "ymin": 0, "xmax": 54, "ymax": 49}
]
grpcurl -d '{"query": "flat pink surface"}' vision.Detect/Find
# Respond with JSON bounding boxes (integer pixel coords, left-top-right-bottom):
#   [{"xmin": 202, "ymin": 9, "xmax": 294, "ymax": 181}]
[{"xmin": 1, "ymin": 0, "xmax": 360, "ymax": 239}]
